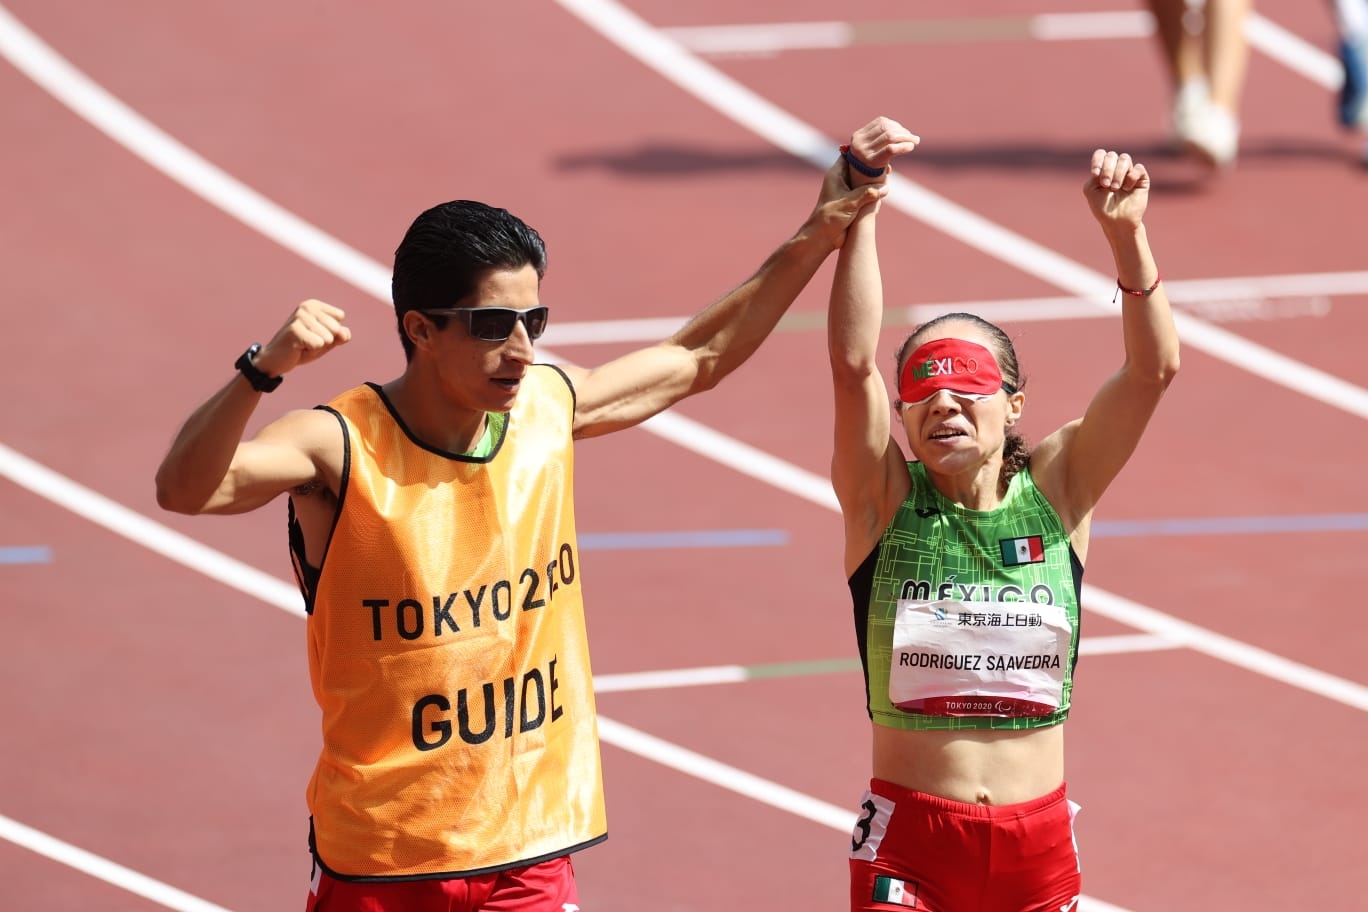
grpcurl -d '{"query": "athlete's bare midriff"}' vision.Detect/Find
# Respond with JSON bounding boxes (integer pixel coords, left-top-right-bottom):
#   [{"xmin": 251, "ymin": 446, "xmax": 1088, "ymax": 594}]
[{"xmin": 871, "ymin": 723, "xmax": 1065, "ymax": 806}]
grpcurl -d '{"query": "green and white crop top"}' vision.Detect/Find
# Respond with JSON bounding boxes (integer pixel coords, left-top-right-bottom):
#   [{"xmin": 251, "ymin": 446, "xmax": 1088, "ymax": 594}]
[{"xmin": 848, "ymin": 461, "xmax": 1083, "ymax": 731}]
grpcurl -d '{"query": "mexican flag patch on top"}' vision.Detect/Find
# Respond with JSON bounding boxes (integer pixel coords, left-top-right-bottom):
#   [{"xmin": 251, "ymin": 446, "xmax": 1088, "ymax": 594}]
[
  {"xmin": 1000, "ymin": 534, "xmax": 1045, "ymax": 566},
  {"xmin": 872, "ymin": 875, "xmax": 919, "ymax": 907}
]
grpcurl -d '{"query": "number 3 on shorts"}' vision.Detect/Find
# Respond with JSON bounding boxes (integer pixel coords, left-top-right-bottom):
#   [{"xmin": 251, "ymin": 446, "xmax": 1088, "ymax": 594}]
[{"xmin": 849, "ymin": 791, "xmax": 895, "ymax": 861}]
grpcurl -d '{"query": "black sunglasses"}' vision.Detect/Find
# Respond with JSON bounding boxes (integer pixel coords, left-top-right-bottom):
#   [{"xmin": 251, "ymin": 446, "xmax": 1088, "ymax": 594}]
[{"xmin": 421, "ymin": 305, "xmax": 549, "ymax": 342}]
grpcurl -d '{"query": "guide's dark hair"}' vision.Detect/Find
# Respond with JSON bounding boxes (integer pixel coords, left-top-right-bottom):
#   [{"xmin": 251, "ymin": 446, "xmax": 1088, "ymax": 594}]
[{"xmin": 391, "ymin": 201, "xmax": 548, "ymax": 359}]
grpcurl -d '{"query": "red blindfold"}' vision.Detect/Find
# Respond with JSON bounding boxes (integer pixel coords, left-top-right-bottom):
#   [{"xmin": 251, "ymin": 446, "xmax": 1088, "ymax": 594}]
[{"xmin": 898, "ymin": 338, "xmax": 1007, "ymax": 405}]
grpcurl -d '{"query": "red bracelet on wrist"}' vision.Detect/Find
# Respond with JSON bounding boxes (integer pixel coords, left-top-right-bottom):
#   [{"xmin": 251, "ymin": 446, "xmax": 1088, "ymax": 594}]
[{"xmin": 1116, "ymin": 273, "xmax": 1161, "ymax": 297}]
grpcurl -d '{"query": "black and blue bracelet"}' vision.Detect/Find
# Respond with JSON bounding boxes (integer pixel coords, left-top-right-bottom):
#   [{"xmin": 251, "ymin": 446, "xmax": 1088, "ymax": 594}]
[{"xmin": 840, "ymin": 144, "xmax": 887, "ymax": 178}]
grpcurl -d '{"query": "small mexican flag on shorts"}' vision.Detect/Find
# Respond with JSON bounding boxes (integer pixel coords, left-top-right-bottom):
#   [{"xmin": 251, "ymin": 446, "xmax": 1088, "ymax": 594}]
[
  {"xmin": 872, "ymin": 876, "xmax": 919, "ymax": 907},
  {"xmin": 1000, "ymin": 534, "xmax": 1045, "ymax": 566}
]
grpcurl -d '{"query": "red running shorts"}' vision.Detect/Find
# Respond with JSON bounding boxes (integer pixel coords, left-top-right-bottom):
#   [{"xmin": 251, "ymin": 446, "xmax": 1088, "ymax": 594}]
[
  {"xmin": 849, "ymin": 778, "xmax": 1081, "ymax": 912},
  {"xmin": 305, "ymin": 854, "xmax": 580, "ymax": 912}
]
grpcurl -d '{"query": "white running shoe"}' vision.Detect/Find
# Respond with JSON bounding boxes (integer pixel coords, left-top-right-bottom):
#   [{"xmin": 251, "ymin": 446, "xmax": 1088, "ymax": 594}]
[
  {"xmin": 1170, "ymin": 80, "xmax": 1238, "ymax": 168},
  {"xmin": 1171, "ymin": 78, "xmax": 1210, "ymax": 149},
  {"xmin": 1183, "ymin": 103, "xmax": 1240, "ymax": 169}
]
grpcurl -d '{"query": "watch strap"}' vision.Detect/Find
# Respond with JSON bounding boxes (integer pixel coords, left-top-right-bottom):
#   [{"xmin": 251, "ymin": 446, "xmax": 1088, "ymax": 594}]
[{"xmin": 235, "ymin": 343, "xmax": 283, "ymax": 393}]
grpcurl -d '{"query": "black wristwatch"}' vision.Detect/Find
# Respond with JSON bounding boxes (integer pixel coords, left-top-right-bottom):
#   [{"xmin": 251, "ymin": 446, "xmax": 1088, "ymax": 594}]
[{"xmin": 235, "ymin": 343, "xmax": 283, "ymax": 393}]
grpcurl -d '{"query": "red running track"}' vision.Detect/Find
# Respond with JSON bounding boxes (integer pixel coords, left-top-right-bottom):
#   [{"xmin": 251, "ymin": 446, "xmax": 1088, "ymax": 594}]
[{"xmin": 1, "ymin": 1, "xmax": 1366, "ymax": 910}]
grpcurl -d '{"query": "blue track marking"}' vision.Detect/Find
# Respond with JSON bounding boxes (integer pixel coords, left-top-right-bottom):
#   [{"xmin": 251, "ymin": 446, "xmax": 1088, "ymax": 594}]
[{"xmin": 0, "ymin": 546, "xmax": 52, "ymax": 564}]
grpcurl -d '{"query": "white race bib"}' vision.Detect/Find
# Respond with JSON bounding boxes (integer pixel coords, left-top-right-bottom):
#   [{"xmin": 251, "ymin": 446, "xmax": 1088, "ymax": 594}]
[{"xmin": 889, "ymin": 600, "xmax": 1072, "ymax": 717}]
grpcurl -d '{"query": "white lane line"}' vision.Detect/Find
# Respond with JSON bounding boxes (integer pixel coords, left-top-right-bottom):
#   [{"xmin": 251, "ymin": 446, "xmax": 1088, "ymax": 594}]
[
  {"xmin": 596, "ymin": 666, "xmax": 749, "ymax": 693},
  {"xmin": 662, "ymin": 21, "xmax": 851, "ymax": 55},
  {"xmin": 0, "ymin": 443, "xmax": 304, "ymax": 614},
  {"xmin": 0, "ymin": 814, "xmax": 234, "ymax": 912},
  {"xmin": 0, "ymin": 4, "xmax": 392, "ymax": 302},
  {"xmin": 662, "ymin": 13, "xmax": 1161, "ymax": 51},
  {"xmin": 591, "ymin": 634, "xmax": 1178, "ymax": 693},
  {"xmin": 1245, "ymin": 12, "xmax": 1343, "ymax": 88},
  {"xmin": 596, "ymin": 716, "xmax": 856, "ymax": 831},
  {"xmin": 661, "ymin": 11, "xmax": 1342, "ymax": 91},
  {"xmin": 1031, "ymin": 11, "xmax": 1156, "ymax": 41},
  {"xmin": 541, "ymin": 269, "xmax": 1353, "ymax": 346},
  {"xmin": 1074, "ymin": 633, "xmax": 1177, "ymax": 656},
  {"xmin": 1083, "ymin": 589, "xmax": 1368, "ymax": 712}
]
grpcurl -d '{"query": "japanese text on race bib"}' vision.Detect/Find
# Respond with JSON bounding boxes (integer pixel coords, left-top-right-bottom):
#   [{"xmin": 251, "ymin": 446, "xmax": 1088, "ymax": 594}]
[{"xmin": 889, "ymin": 600, "xmax": 1072, "ymax": 717}]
